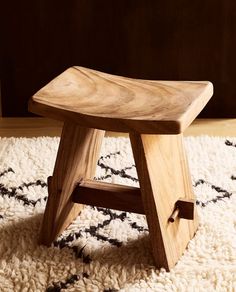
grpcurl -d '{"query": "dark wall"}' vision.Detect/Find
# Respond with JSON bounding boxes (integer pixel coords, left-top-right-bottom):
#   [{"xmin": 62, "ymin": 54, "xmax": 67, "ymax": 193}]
[{"xmin": 1, "ymin": 1, "xmax": 236, "ymax": 117}]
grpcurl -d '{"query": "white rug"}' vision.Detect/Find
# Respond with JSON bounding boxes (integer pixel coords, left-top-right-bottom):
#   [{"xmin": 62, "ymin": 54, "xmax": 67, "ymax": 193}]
[{"xmin": 0, "ymin": 136, "xmax": 235, "ymax": 292}]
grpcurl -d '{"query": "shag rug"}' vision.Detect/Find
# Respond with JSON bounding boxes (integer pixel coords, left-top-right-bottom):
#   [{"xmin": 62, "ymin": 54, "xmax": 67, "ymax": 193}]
[{"xmin": 0, "ymin": 136, "xmax": 235, "ymax": 292}]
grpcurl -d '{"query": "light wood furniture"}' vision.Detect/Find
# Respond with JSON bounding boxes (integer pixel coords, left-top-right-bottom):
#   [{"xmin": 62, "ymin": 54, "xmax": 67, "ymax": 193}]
[{"xmin": 29, "ymin": 66, "xmax": 213, "ymax": 271}]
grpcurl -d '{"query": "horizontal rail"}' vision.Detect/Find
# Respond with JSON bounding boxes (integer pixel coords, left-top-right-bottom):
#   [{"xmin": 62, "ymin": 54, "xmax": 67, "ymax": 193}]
[{"xmin": 72, "ymin": 179, "xmax": 144, "ymax": 214}]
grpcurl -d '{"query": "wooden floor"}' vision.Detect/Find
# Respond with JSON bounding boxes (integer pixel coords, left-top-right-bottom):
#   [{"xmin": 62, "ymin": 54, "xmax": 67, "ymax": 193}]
[{"xmin": 0, "ymin": 118, "xmax": 235, "ymax": 137}]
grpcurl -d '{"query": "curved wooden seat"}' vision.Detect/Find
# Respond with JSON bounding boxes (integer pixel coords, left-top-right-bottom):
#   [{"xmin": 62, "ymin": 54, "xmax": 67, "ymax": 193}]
[
  {"xmin": 29, "ymin": 66, "xmax": 213, "ymax": 134},
  {"xmin": 29, "ymin": 67, "xmax": 213, "ymax": 271}
]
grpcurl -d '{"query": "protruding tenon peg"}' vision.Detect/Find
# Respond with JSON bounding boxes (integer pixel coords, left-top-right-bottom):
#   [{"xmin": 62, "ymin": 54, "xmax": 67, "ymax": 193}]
[{"xmin": 169, "ymin": 208, "xmax": 180, "ymax": 223}]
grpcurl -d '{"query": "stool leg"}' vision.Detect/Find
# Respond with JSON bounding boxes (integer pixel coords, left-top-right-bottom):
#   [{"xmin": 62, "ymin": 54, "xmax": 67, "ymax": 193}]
[
  {"xmin": 130, "ymin": 133, "xmax": 198, "ymax": 271},
  {"xmin": 39, "ymin": 122, "xmax": 105, "ymax": 245}
]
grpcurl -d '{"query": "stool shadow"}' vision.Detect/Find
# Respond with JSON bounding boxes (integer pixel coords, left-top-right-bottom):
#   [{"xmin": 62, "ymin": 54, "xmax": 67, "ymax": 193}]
[
  {"xmin": 0, "ymin": 213, "xmax": 44, "ymax": 259},
  {"xmin": 0, "ymin": 213, "xmax": 160, "ymax": 290},
  {"xmin": 80, "ymin": 233, "xmax": 156, "ymax": 269},
  {"xmin": 0, "ymin": 214, "xmax": 159, "ymax": 273},
  {"xmin": 0, "ymin": 212, "xmax": 155, "ymax": 266}
]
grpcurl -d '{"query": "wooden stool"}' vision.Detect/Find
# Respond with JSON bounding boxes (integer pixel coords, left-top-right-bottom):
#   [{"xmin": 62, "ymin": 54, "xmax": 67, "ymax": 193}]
[{"xmin": 29, "ymin": 66, "xmax": 213, "ymax": 271}]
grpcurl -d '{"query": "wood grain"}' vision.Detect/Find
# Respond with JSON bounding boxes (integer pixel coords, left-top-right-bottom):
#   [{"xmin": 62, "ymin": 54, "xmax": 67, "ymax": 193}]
[
  {"xmin": 130, "ymin": 133, "xmax": 198, "ymax": 271},
  {"xmin": 39, "ymin": 122, "xmax": 104, "ymax": 245},
  {"xmin": 29, "ymin": 66, "xmax": 213, "ymax": 134},
  {"xmin": 72, "ymin": 179, "xmax": 144, "ymax": 214}
]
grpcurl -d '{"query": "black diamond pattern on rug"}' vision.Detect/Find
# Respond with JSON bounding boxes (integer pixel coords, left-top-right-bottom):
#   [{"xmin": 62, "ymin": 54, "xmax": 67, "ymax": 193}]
[{"xmin": 0, "ymin": 138, "xmax": 235, "ymax": 291}]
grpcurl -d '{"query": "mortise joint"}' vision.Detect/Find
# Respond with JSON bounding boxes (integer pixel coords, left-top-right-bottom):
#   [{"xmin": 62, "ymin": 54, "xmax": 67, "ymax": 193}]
[{"xmin": 169, "ymin": 198, "xmax": 195, "ymax": 223}]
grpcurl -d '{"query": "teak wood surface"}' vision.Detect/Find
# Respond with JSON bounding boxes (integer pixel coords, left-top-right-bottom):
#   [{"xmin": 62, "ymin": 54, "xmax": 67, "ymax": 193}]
[
  {"xmin": 129, "ymin": 133, "xmax": 198, "ymax": 270},
  {"xmin": 29, "ymin": 66, "xmax": 213, "ymax": 134},
  {"xmin": 39, "ymin": 122, "xmax": 104, "ymax": 245},
  {"xmin": 72, "ymin": 179, "xmax": 144, "ymax": 214}
]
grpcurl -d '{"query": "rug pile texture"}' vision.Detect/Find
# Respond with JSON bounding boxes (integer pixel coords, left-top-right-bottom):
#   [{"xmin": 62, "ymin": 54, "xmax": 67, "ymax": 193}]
[{"xmin": 0, "ymin": 136, "xmax": 235, "ymax": 292}]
